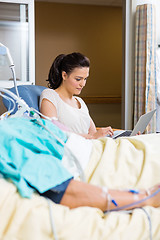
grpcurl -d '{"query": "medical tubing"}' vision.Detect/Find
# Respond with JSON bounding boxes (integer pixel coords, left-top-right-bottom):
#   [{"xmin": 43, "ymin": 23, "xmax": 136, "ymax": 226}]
[
  {"xmin": 140, "ymin": 207, "xmax": 152, "ymax": 240},
  {"xmin": 10, "ymin": 65, "xmax": 19, "ymax": 97},
  {"xmin": 102, "ymin": 187, "xmax": 118, "ymax": 211},
  {"xmin": 0, "ymin": 87, "xmax": 55, "ymax": 121},
  {"xmin": 1, "ymin": 87, "xmax": 58, "ymax": 121},
  {"xmin": 0, "ymin": 87, "xmax": 60, "ymax": 122},
  {"xmin": 103, "ymin": 189, "xmax": 152, "ymax": 240},
  {"xmin": 30, "ymin": 107, "xmax": 54, "ymax": 121},
  {"xmin": 47, "ymin": 199, "xmax": 59, "ymax": 240},
  {"xmin": 104, "ymin": 187, "xmax": 160, "ymax": 214},
  {"xmin": 0, "ymin": 88, "xmax": 28, "ymax": 109}
]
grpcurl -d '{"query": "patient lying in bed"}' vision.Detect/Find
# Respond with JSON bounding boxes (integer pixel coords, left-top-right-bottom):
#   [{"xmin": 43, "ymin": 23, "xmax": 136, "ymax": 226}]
[{"xmin": 0, "ymin": 116, "xmax": 160, "ymax": 213}]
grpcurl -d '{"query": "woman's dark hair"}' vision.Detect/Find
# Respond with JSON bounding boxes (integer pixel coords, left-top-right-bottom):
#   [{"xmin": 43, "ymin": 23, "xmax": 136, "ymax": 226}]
[{"xmin": 46, "ymin": 52, "xmax": 90, "ymax": 89}]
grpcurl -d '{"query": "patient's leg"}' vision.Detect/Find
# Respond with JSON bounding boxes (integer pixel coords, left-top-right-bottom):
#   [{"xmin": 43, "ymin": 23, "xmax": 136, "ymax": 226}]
[
  {"xmin": 60, "ymin": 180, "xmax": 160, "ymax": 211},
  {"xmin": 60, "ymin": 179, "xmax": 107, "ymax": 210}
]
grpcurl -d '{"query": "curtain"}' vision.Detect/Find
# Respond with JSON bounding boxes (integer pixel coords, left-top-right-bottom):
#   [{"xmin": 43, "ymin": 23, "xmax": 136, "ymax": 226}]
[{"xmin": 134, "ymin": 4, "xmax": 157, "ymax": 133}]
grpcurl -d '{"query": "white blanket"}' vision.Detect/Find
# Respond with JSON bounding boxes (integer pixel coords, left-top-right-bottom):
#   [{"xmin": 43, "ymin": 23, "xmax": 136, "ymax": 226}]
[{"xmin": 1, "ymin": 133, "xmax": 160, "ymax": 240}]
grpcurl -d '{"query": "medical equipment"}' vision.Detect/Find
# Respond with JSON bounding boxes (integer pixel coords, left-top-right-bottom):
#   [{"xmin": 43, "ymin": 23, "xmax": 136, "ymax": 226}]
[
  {"xmin": 0, "ymin": 87, "xmax": 34, "ymax": 119},
  {"xmin": 0, "ymin": 87, "xmax": 50, "ymax": 120},
  {"xmin": 0, "ymin": 42, "xmax": 19, "ymax": 97},
  {"xmin": 103, "ymin": 186, "xmax": 160, "ymax": 213}
]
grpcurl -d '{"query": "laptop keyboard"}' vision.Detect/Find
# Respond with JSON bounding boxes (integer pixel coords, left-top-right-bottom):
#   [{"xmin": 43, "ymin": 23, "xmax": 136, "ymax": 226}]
[{"xmin": 113, "ymin": 130, "xmax": 132, "ymax": 139}]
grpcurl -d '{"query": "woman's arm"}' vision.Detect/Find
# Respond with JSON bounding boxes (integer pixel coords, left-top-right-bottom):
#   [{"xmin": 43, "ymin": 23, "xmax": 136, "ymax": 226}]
[
  {"xmin": 40, "ymin": 98, "xmax": 57, "ymax": 119},
  {"xmin": 40, "ymin": 99, "xmax": 114, "ymax": 139},
  {"xmin": 82, "ymin": 118, "xmax": 114, "ymax": 139},
  {"xmin": 88, "ymin": 118, "xmax": 97, "ymax": 135},
  {"xmin": 60, "ymin": 179, "xmax": 160, "ymax": 212}
]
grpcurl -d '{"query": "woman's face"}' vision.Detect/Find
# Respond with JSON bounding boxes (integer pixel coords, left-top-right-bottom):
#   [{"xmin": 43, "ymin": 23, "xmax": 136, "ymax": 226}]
[{"xmin": 62, "ymin": 67, "xmax": 89, "ymax": 95}]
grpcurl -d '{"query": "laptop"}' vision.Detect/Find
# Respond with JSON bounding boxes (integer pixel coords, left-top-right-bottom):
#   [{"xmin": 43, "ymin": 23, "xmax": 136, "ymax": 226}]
[{"xmin": 112, "ymin": 109, "xmax": 156, "ymax": 139}]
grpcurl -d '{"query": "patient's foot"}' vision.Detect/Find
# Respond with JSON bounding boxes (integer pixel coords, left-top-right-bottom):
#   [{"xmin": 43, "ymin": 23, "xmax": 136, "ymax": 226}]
[{"xmin": 147, "ymin": 184, "xmax": 160, "ymax": 208}]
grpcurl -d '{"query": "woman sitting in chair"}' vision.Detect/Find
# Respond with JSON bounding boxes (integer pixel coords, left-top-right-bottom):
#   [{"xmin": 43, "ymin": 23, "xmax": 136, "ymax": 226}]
[{"xmin": 40, "ymin": 52, "xmax": 114, "ymax": 139}]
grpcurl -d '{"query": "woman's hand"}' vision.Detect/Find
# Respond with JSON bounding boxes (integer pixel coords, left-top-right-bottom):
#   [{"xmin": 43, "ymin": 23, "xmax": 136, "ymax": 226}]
[
  {"xmin": 92, "ymin": 126, "xmax": 114, "ymax": 139},
  {"xmin": 136, "ymin": 131, "xmax": 141, "ymax": 135}
]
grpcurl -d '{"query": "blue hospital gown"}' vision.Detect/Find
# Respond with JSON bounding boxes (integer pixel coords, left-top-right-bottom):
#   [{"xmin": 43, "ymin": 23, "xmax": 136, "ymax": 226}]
[{"xmin": 0, "ymin": 117, "xmax": 72, "ymax": 198}]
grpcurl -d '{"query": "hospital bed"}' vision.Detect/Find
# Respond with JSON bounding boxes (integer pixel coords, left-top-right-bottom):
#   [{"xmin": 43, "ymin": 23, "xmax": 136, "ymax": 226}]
[{"xmin": 1, "ymin": 86, "xmax": 160, "ymax": 240}]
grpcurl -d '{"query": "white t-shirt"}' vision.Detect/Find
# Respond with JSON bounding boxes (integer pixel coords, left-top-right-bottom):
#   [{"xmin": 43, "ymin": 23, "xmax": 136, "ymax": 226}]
[{"xmin": 40, "ymin": 88, "xmax": 91, "ymax": 134}]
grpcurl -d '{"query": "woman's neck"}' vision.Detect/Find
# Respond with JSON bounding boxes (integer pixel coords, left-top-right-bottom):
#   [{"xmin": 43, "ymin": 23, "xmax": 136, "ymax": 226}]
[
  {"xmin": 55, "ymin": 87, "xmax": 80, "ymax": 109},
  {"xmin": 55, "ymin": 86, "xmax": 73, "ymax": 100}
]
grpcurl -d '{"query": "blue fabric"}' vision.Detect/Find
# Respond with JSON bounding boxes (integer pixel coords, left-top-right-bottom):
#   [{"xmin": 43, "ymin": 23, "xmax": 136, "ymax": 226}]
[
  {"xmin": 41, "ymin": 178, "xmax": 72, "ymax": 204},
  {"xmin": 0, "ymin": 117, "xmax": 72, "ymax": 198}
]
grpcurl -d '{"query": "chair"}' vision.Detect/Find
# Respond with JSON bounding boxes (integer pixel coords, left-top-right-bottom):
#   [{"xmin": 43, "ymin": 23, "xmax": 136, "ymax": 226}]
[{"xmin": 3, "ymin": 85, "xmax": 47, "ymax": 113}]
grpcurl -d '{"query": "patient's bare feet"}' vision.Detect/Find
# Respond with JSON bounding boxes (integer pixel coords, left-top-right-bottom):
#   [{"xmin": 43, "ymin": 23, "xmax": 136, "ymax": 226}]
[{"xmin": 147, "ymin": 184, "xmax": 160, "ymax": 208}]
